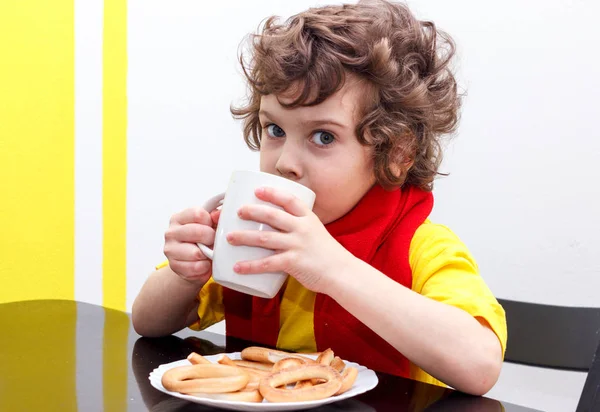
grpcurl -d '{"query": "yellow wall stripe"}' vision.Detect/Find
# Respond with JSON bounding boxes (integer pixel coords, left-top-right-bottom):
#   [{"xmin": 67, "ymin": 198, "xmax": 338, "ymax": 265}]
[
  {"xmin": 0, "ymin": 0, "xmax": 75, "ymax": 303},
  {"xmin": 103, "ymin": 0, "xmax": 127, "ymax": 311}
]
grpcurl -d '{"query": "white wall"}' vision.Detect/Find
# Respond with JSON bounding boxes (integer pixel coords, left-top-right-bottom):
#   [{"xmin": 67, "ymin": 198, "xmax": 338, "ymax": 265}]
[
  {"xmin": 125, "ymin": 0, "xmax": 600, "ymax": 312},
  {"xmin": 410, "ymin": 0, "xmax": 600, "ymax": 307}
]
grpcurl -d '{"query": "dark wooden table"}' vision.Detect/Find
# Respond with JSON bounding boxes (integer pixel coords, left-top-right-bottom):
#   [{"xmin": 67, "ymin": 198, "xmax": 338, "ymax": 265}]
[{"xmin": 0, "ymin": 300, "xmax": 541, "ymax": 411}]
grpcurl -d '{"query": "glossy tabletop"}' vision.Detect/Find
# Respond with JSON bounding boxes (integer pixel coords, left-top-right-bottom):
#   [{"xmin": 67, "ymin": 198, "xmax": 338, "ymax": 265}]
[{"xmin": 0, "ymin": 300, "xmax": 541, "ymax": 411}]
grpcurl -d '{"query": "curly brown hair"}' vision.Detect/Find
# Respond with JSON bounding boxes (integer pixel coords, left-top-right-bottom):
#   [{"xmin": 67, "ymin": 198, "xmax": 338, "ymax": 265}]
[{"xmin": 231, "ymin": 0, "xmax": 461, "ymax": 191}]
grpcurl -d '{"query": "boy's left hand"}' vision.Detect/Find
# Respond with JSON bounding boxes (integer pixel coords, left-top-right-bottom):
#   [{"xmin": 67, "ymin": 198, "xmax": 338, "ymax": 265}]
[{"xmin": 226, "ymin": 187, "xmax": 353, "ymax": 294}]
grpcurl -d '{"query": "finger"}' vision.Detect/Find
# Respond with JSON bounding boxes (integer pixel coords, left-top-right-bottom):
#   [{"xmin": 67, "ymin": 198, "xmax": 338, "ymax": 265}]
[
  {"xmin": 169, "ymin": 259, "xmax": 211, "ymax": 278},
  {"xmin": 226, "ymin": 230, "xmax": 292, "ymax": 251},
  {"xmin": 210, "ymin": 209, "xmax": 221, "ymax": 227},
  {"xmin": 233, "ymin": 253, "xmax": 289, "ymax": 275},
  {"xmin": 165, "ymin": 224, "xmax": 215, "ymax": 245},
  {"xmin": 171, "ymin": 207, "xmax": 212, "ymax": 226},
  {"xmin": 255, "ymin": 187, "xmax": 308, "ymax": 217},
  {"xmin": 237, "ymin": 204, "xmax": 295, "ymax": 232},
  {"xmin": 164, "ymin": 242, "xmax": 206, "ymax": 261}
]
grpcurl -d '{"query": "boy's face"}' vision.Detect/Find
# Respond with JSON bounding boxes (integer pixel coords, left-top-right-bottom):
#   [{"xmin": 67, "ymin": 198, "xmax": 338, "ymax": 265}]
[{"xmin": 258, "ymin": 78, "xmax": 376, "ymax": 224}]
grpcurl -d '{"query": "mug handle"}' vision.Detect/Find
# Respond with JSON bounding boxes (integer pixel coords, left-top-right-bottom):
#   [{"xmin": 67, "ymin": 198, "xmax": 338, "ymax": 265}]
[{"xmin": 197, "ymin": 192, "xmax": 225, "ymax": 260}]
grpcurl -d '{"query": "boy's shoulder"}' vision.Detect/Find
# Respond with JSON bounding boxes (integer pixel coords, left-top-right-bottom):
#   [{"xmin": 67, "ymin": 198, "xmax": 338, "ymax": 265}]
[
  {"xmin": 409, "ymin": 219, "xmax": 475, "ymax": 265},
  {"xmin": 414, "ymin": 219, "xmax": 463, "ymax": 243}
]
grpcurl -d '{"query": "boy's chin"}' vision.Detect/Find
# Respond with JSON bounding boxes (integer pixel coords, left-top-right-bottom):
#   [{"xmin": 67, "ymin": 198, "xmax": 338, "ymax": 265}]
[{"xmin": 313, "ymin": 208, "xmax": 339, "ymax": 225}]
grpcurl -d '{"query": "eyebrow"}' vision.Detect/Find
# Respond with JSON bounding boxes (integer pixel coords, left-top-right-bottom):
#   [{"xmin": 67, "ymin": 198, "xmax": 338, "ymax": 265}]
[{"xmin": 259, "ymin": 110, "xmax": 349, "ymax": 130}]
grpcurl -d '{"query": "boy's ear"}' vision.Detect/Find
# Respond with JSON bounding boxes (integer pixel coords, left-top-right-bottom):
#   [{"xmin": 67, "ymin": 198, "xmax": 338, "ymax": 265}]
[
  {"xmin": 389, "ymin": 148, "xmax": 414, "ymax": 179},
  {"xmin": 389, "ymin": 159, "xmax": 413, "ymax": 179}
]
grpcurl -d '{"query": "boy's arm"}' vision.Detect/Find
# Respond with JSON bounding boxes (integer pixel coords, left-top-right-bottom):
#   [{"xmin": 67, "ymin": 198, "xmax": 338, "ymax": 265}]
[
  {"xmin": 131, "ymin": 265, "xmax": 206, "ymax": 337},
  {"xmin": 326, "ymin": 259, "xmax": 503, "ymax": 396},
  {"xmin": 132, "ymin": 205, "xmax": 219, "ymax": 337}
]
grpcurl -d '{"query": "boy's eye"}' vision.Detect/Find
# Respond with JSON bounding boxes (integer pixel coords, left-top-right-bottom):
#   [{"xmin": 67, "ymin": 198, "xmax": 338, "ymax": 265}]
[
  {"xmin": 311, "ymin": 131, "xmax": 335, "ymax": 146},
  {"xmin": 266, "ymin": 124, "xmax": 285, "ymax": 138}
]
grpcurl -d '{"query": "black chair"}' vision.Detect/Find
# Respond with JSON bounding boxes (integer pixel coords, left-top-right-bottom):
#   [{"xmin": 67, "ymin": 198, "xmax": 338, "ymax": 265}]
[
  {"xmin": 498, "ymin": 299, "xmax": 600, "ymax": 412},
  {"xmin": 576, "ymin": 337, "xmax": 600, "ymax": 412},
  {"xmin": 499, "ymin": 299, "xmax": 600, "ymax": 370}
]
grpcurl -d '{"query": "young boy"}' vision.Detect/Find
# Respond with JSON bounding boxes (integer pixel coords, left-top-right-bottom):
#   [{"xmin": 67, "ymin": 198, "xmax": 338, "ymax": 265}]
[{"xmin": 132, "ymin": 0, "xmax": 506, "ymax": 395}]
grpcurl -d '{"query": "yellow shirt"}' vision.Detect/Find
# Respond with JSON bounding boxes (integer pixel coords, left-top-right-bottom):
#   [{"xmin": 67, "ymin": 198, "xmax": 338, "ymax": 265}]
[{"xmin": 157, "ymin": 220, "xmax": 507, "ymax": 388}]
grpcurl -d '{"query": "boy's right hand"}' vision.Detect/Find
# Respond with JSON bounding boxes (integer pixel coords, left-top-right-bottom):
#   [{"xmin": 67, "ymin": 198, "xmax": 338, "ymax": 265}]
[{"xmin": 164, "ymin": 207, "xmax": 220, "ymax": 285}]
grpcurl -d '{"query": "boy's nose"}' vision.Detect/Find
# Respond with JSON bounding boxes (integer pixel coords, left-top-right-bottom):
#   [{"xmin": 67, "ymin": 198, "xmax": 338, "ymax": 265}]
[{"xmin": 275, "ymin": 141, "xmax": 303, "ymax": 180}]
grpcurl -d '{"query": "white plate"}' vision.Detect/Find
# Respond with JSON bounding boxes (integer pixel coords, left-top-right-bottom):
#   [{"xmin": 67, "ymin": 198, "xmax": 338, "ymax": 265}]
[{"xmin": 148, "ymin": 352, "xmax": 379, "ymax": 411}]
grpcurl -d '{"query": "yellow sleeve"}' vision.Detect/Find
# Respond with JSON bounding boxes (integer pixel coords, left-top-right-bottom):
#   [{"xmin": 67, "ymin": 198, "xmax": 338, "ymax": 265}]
[
  {"xmin": 188, "ymin": 277, "xmax": 225, "ymax": 331},
  {"xmin": 155, "ymin": 260, "xmax": 169, "ymax": 270},
  {"xmin": 408, "ymin": 221, "xmax": 507, "ymax": 387},
  {"xmin": 155, "ymin": 260, "xmax": 225, "ymax": 331}
]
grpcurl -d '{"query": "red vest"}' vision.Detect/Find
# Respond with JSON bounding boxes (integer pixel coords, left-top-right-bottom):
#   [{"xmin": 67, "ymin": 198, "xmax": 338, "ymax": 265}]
[{"xmin": 222, "ymin": 184, "xmax": 433, "ymax": 377}]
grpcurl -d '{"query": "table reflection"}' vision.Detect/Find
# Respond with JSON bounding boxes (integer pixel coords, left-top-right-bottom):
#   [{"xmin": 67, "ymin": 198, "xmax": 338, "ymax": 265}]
[{"xmin": 0, "ymin": 301, "xmax": 536, "ymax": 412}]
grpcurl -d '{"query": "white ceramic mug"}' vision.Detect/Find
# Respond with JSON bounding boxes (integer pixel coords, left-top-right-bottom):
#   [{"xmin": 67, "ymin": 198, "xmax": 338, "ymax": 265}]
[{"xmin": 198, "ymin": 170, "xmax": 316, "ymax": 299}]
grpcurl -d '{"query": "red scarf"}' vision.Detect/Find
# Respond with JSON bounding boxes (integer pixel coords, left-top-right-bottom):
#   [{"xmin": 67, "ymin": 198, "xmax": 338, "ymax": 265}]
[{"xmin": 222, "ymin": 184, "xmax": 433, "ymax": 377}]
